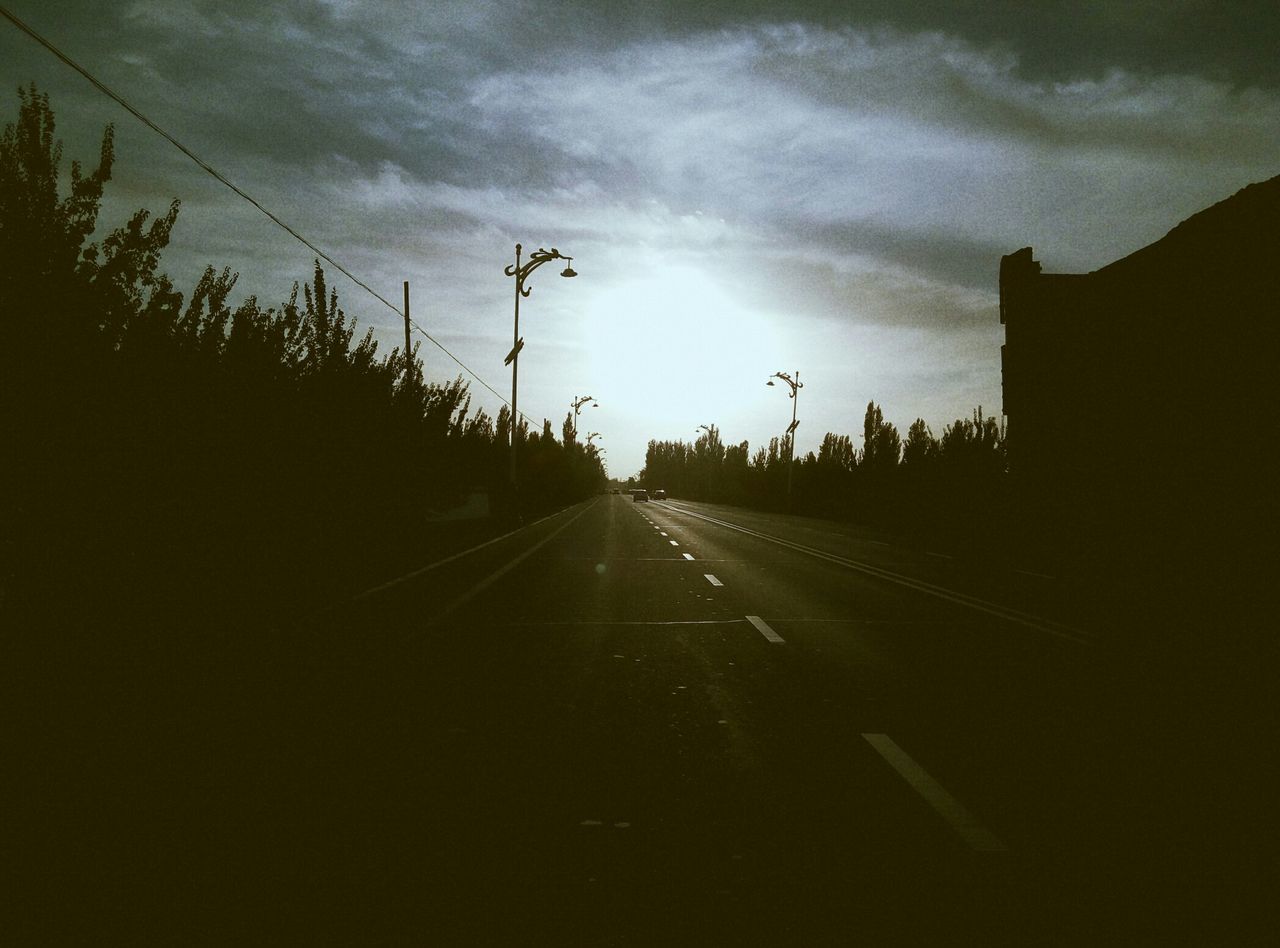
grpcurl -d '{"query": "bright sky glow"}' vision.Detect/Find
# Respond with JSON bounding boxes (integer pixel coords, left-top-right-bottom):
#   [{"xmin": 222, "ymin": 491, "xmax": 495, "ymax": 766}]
[
  {"xmin": 581, "ymin": 265, "xmax": 785, "ymax": 453},
  {"xmin": 4, "ymin": 1, "xmax": 1278, "ymax": 477}
]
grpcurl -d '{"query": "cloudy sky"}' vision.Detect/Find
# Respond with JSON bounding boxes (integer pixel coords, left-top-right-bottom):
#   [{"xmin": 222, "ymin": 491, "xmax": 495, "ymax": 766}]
[{"xmin": 4, "ymin": 1, "xmax": 1278, "ymax": 477}]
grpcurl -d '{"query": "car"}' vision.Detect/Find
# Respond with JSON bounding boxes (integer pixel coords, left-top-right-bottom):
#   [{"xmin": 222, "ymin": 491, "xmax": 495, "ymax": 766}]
[
  {"xmin": 652, "ymin": 489, "xmax": 666, "ymax": 501},
  {"xmin": 632, "ymin": 489, "xmax": 649, "ymax": 502}
]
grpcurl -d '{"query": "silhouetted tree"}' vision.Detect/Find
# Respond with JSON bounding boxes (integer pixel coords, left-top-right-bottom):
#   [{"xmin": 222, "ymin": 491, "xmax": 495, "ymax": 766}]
[
  {"xmin": 860, "ymin": 401, "xmax": 901, "ymax": 469},
  {"xmin": 2, "ymin": 87, "xmax": 601, "ymax": 627},
  {"xmin": 939, "ymin": 407, "xmax": 1004, "ymax": 477},
  {"xmin": 902, "ymin": 418, "xmax": 938, "ymax": 468}
]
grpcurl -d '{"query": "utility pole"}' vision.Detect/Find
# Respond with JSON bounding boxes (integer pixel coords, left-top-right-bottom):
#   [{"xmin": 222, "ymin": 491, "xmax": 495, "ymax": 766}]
[{"xmin": 403, "ymin": 281, "xmax": 412, "ymax": 375}]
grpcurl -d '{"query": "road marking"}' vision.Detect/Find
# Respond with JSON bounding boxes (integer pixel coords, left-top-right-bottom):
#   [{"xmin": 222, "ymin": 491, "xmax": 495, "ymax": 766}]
[
  {"xmin": 705, "ymin": 574, "xmax": 723, "ymax": 586},
  {"xmin": 926, "ymin": 551, "xmax": 952, "ymax": 560},
  {"xmin": 745, "ymin": 615, "xmax": 785, "ymax": 644},
  {"xmin": 421, "ymin": 502, "xmax": 597, "ymax": 626},
  {"xmin": 658, "ymin": 506, "xmax": 1093, "ymax": 645},
  {"xmin": 344, "ymin": 499, "xmax": 593, "ymax": 607},
  {"xmin": 861, "ymin": 733, "xmax": 1007, "ymax": 852},
  {"xmin": 495, "ymin": 618, "xmax": 748, "ymax": 628},
  {"xmin": 669, "ymin": 540, "xmax": 679, "ymax": 546},
  {"xmin": 682, "ymin": 553, "xmax": 695, "ymax": 560},
  {"xmin": 660, "ymin": 531, "xmax": 668, "ymax": 536},
  {"xmin": 1015, "ymin": 569, "xmax": 1057, "ymax": 580}
]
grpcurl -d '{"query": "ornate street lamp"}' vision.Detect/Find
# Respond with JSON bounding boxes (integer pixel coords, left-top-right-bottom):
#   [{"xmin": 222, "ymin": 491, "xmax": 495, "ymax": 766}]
[
  {"xmin": 571, "ymin": 393, "xmax": 598, "ymax": 441},
  {"xmin": 504, "ymin": 243, "xmax": 577, "ymax": 489},
  {"xmin": 767, "ymin": 370, "xmax": 803, "ymax": 507}
]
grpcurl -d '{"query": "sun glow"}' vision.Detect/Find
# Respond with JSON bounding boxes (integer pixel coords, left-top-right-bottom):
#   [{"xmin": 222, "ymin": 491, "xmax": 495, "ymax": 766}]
[{"xmin": 581, "ymin": 265, "xmax": 782, "ymax": 442}]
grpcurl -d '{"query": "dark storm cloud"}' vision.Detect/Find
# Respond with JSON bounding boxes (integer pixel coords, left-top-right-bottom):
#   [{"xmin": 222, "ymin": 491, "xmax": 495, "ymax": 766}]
[
  {"xmin": 537, "ymin": 0, "xmax": 1280, "ymax": 89},
  {"xmin": 5, "ymin": 0, "xmax": 1279, "ymax": 474},
  {"xmin": 790, "ymin": 220, "xmax": 1011, "ymax": 295}
]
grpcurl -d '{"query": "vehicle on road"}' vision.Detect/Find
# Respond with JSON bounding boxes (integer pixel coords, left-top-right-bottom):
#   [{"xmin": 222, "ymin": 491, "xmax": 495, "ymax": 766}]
[
  {"xmin": 653, "ymin": 489, "xmax": 667, "ymax": 500},
  {"xmin": 632, "ymin": 489, "xmax": 649, "ymax": 502}
]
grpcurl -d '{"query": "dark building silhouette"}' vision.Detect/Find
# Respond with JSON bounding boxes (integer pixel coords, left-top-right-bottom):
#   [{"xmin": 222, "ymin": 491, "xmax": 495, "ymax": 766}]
[{"xmin": 999, "ymin": 175, "xmax": 1279, "ymax": 579}]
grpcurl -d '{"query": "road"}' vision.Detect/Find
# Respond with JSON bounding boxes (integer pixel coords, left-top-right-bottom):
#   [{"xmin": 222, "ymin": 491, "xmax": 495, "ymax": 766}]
[{"xmin": 83, "ymin": 493, "xmax": 1264, "ymax": 944}]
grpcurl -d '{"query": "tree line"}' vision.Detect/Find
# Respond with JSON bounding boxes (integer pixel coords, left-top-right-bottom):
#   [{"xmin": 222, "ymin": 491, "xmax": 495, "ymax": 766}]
[
  {"xmin": 640, "ymin": 403, "xmax": 1010, "ymax": 550},
  {"xmin": 0, "ymin": 86, "xmax": 603, "ymax": 626}
]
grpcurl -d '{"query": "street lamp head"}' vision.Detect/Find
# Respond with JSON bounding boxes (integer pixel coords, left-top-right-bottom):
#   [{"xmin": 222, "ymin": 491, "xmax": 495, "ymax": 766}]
[
  {"xmin": 766, "ymin": 379, "xmax": 775, "ymax": 386},
  {"xmin": 560, "ymin": 257, "xmax": 577, "ymax": 278}
]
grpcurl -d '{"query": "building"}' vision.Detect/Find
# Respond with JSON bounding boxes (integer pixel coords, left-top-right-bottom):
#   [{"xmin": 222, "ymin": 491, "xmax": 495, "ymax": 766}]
[{"xmin": 999, "ymin": 175, "xmax": 1278, "ymax": 558}]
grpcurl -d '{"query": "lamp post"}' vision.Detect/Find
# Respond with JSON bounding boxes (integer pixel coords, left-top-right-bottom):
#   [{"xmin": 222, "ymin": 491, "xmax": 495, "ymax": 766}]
[
  {"xmin": 571, "ymin": 393, "xmax": 598, "ymax": 441},
  {"xmin": 586, "ymin": 431, "xmax": 602, "ymax": 448},
  {"xmin": 696, "ymin": 425, "xmax": 713, "ymax": 437},
  {"xmin": 504, "ymin": 243, "xmax": 577, "ymax": 490},
  {"xmin": 767, "ymin": 370, "xmax": 803, "ymax": 507}
]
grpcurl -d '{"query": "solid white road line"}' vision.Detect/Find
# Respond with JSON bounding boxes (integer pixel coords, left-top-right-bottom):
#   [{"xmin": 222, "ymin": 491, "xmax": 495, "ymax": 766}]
[
  {"xmin": 421, "ymin": 502, "xmax": 597, "ymax": 627},
  {"xmin": 682, "ymin": 553, "xmax": 695, "ymax": 560},
  {"xmin": 861, "ymin": 733, "xmax": 1007, "ymax": 852},
  {"xmin": 705, "ymin": 574, "xmax": 723, "ymax": 586},
  {"xmin": 348, "ymin": 500, "xmax": 592, "ymax": 605},
  {"xmin": 658, "ymin": 505, "xmax": 1093, "ymax": 645},
  {"xmin": 745, "ymin": 615, "xmax": 785, "ymax": 644}
]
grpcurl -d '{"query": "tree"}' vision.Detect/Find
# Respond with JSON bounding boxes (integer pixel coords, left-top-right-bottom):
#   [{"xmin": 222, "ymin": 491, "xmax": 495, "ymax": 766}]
[
  {"xmin": 940, "ymin": 406, "xmax": 1004, "ymax": 476},
  {"xmin": 902, "ymin": 418, "xmax": 938, "ymax": 468},
  {"xmin": 817, "ymin": 432, "xmax": 856, "ymax": 471},
  {"xmin": 860, "ymin": 401, "xmax": 901, "ymax": 469},
  {"xmin": 0, "ymin": 84, "xmax": 112, "ymax": 312},
  {"xmin": 0, "ymin": 83, "xmax": 178, "ymax": 352}
]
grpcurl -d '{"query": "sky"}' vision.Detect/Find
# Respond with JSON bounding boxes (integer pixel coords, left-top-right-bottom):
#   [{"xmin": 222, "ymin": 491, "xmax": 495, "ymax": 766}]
[{"xmin": 3, "ymin": 1, "xmax": 1278, "ymax": 478}]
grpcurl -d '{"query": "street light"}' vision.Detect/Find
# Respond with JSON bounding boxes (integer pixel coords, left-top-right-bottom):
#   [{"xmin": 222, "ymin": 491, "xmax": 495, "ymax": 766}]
[
  {"xmin": 767, "ymin": 370, "xmax": 803, "ymax": 507},
  {"xmin": 504, "ymin": 243, "xmax": 577, "ymax": 489},
  {"xmin": 695, "ymin": 424, "xmax": 713, "ymax": 437},
  {"xmin": 571, "ymin": 393, "xmax": 598, "ymax": 441},
  {"xmin": 586, "ymin": 431, "xmax": 602, "ymax": 447}
]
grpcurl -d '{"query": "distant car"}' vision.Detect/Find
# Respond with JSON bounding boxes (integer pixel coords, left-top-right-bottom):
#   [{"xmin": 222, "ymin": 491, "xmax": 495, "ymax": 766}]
[
  {"xmin": 653, "ymin": 489, "xmax": 666, "ymax": 500},
  {"xmin": 632, "ymin": 489, "xmax": 649, "ymax": 502}
]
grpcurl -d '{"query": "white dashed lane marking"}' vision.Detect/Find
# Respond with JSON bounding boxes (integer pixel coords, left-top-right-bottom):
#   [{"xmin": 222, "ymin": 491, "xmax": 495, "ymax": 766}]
[
  {"xmin": 704, "ymin": 574, "xmax": 723, "ymax": 586},
  {"xmin": 745, "ymin": 615, "xmax": 785, "ymax": 644},
  {"xmin": 861, "ymin": 733, "xmax": 1007, "ymax": 852},
  {"xmin": 682, "ymin": 553, "xmax": 695, "ymax": 560}
]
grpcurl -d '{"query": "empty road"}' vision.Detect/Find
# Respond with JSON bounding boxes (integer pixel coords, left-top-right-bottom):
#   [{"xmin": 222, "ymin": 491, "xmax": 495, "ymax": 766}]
[{"xmin": 96, "ymin": 494, "xmax": 1261, "ymax": 944}]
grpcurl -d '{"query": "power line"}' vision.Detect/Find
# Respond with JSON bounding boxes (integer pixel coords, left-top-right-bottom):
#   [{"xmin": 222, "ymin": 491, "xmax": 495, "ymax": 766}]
[{"xmin": 0, "ymin": 3, "xmax": 536, "ymax": 425}]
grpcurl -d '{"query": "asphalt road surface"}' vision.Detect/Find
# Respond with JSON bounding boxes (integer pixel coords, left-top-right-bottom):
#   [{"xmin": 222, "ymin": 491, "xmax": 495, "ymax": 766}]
[{"xmin": 35, "ymin": 494, "xmax": 1268, "ymax": 944}]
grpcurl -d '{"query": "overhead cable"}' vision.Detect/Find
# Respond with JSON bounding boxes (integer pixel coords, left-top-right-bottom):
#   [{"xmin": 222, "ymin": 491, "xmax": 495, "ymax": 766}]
[{"xmin": 0, "ymin": 3, "xmax": 534, "ymax": 423}]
